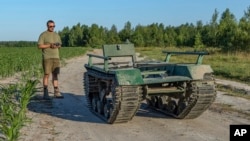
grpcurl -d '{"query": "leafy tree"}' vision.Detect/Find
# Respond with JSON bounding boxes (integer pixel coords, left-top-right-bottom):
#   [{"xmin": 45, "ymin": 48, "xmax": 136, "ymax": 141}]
[
  {"xmin": 175, "ymin": 23, "xmax": 195, "ymax": 46},
  {"xmin": 119, "ymin": 21, "xmax": 133, "ymax": 42},
  {"xmin": 205, "ymin": 9, "xmax": 219, "ymax": 47},
  {"xmin": 59, "ymin": 26, "xmax": 70, "ymax": 46},
  {"xmin": 164, "ymin": 26, "xmax": 177, "ymax": 47},
  {"xmin": 106, "ymin": 25, "xmax": 120, "ymax": 44},
  {"xmin": 132, "ymin": 25, "xmax": 145, "ymax": 47},
  {"xmin": 144, "ymin": 23, "xmax": 164, "ymax": 47},
  {"xmin": 68, "ymin": 23, "xmax": 84, "ymax": 47},
  {"xmin": 81, "ymin": 24, "xmax": 90, "ymax": 46},
  {"xmin": 238, "ymin": 6, "xmax": 250, "ymax": 51},
  {"xmin": 88, "ymin": 24, "xmax": 105, "ymax": 47},
  {"xmin": 217, "ymin": 8, "xmax": 238, "ymax": 52},
  {"xmin": 194, "ymin": 32, "xmax": 204, "ymax": 51},
  {"xmin": 156, "ymin": 23, "xmax": 165, "ymax": 47}
]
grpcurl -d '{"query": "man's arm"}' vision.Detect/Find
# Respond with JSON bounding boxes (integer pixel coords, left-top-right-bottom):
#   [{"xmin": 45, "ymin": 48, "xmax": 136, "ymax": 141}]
[{"xmin": 38, "ymin": 44, "xmax": 51, "ymax": 49}]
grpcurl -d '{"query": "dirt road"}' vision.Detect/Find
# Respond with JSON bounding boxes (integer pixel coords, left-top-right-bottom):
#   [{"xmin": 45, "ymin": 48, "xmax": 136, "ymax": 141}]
[{"xmin": 16, "ymin": 49, "xmax": 250, "ymax": 141}]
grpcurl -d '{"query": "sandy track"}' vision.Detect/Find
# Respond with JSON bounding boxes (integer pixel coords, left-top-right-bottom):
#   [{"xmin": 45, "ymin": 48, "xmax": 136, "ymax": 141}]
[{"xmin": 13, "ymin": 49, "xmax": 250, "ymax": 141}]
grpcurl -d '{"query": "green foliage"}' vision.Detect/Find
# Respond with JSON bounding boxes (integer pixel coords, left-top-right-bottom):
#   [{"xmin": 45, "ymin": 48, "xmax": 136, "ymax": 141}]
[
  {"xmin": 106, "ymin": 25, "xmax": 120, "ymax": 44},
  {"xmin": 0, "ymin": 47, "xmax": 41, "ymax": 78},
  {"xmin": 0, "ymin": 41, "xmax": 36, "ymax": 47},
  {"xmin": 194, "ymin": 32, "xmax": 204, "ymax": 51},
  {"xmin": 58, "ymin": 6, "xmax": 250, "ymax": 52},
  {"xmin": 119, "ymin": 21, "xmax": 133, "ymax": 42},
  {"xmin": 237, "ymin": 6, "xmax": 250, "ymax": 52},
  {"xmin": 0, "ymin": 47, "xmax": 88, "ymax": 79},
  {"xmin": 208, "ymin": 53, "xmax": 250, "ymax": 83},
  {"xmin": 0, "ymin": 79, "xmax": 39, "ymax": 141},
  {"xmin": 217, "ymin": 9, "xmax": 239, "ymax": 52}
]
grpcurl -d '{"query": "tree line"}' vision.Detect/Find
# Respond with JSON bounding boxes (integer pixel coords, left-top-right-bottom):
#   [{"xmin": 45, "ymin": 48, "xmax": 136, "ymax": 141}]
[
  {"xmin": 58, "ymin": 7, "xmax": 250, "ymax": 52},
  {"xmin": 0, "ymin": 41, "xmax": 37, "ymax": 47},
  {"xmin": 1, "ymin": 7, "xmax": 250, "ymax": 53}
]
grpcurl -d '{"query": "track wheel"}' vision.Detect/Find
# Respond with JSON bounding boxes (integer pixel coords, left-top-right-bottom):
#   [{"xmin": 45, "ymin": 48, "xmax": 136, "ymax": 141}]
[
  {"xmin": 157, "ymin": 96, "xmax": 167, "ymax": 110},
  {"xmin": 92, "ymin": 98, "xmax": 98, "ymax": 112},
  {"xmin": 177, "ymin": 99, "xmax": 187, "ymax": 115},
  {"xmin": 150, "ymin": 96, "xmax": 158, "ymax": 108},
  {"xmin": 97, "ymin": 100, "xmax": 104, "ymax": 114},
  {"xmin": 104, "ymin": 100, "xmax": 113, "ymax": 119},
  {"xmin": 166, "ymin": 100, "xmax": 177, "ymax": 114},
  {"xmin": 104, "ymin": 103, "xmax": 110, "ymax": 119},
  {"xmin": 146, "ymin": 98, "xmax": 153, "ymax": 106}
]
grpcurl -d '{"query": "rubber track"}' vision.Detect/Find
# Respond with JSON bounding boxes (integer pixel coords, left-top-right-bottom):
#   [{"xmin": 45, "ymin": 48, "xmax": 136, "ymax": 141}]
[
  {"xmin": 177, "ymin": 81, "xmax": 216, "ymax": 119},
  {"xmin": 151, "ymin": 81, "xmax": 216, "ymax": 119},
  {"xmin": 84, "ymin": 69, "xmax": 142, "ymax": 124}
]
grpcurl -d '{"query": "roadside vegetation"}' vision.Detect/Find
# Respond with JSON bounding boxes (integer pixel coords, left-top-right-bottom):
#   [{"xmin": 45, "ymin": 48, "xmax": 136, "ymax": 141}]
[
  {"xmin": 0, "ymin": 79, "xmax": 38, "ymax": 141},
  {"xmin": 0, "ymin": 47, "xmax": 88, "ymax": 141},
  {"xmin": 0, "ymin": 64, "xmax": 40, "ymax": 141}
]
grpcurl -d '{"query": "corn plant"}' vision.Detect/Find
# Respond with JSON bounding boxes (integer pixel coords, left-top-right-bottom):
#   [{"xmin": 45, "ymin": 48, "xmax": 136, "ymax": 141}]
[{"xmin": 0, "ymin": 79, "xmax": 38, "ymax": 141}]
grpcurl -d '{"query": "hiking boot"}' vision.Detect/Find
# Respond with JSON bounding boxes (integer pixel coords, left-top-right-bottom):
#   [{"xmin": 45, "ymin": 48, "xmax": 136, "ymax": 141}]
[
  {"xmin": 54, "ymin": 89, "xmax": 64, "ymax": 98},
  {"xmin": 43, "ymin": 89, "xmax": 51, "ymax": 100}
]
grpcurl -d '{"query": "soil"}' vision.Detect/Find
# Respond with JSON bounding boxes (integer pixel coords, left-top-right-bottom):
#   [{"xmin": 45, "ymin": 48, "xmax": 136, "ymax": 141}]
[{"xmin": 1, "ymin": 49, "xmax": 250, "ymax": 141}]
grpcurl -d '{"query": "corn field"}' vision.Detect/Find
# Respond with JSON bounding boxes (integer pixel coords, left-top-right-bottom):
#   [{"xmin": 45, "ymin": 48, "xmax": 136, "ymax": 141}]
[{"xmin": 0, "ymin": 47, "xmax": 88, "ymax": 79}]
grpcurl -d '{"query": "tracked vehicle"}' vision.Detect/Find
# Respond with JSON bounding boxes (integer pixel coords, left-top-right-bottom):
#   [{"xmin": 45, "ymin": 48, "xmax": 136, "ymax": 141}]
[{"xmin": 84, "ymin": 43, "xmax": 216, "ymax": 124}]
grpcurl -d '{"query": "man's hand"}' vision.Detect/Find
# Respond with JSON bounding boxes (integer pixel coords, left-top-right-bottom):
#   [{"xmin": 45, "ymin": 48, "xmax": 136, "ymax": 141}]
[{"xmin": 50, "ymin": 43, "xmax": 61, "ymax": 48}]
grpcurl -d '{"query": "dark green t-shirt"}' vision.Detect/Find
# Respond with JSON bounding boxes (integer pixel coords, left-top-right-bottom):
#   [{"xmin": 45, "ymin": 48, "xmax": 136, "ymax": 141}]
[{"xmin": 38, "ymin": 31, "xmax": 62, "ymax": 59}]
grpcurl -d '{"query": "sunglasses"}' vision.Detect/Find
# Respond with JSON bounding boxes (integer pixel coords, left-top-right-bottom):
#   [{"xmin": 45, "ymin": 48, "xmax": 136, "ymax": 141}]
[{"xmin": 49, "ymin": 25, "xmax": 55, "ymax": 28}]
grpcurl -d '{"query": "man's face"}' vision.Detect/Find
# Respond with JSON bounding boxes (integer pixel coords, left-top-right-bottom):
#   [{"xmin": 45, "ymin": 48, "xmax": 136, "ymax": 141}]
[{"xmin": 47, "ymin": 22, "xmax": 55, "ymax": 32}]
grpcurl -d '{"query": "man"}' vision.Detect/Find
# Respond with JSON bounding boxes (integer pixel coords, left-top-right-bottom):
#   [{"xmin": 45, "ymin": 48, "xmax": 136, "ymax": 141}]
[{"xmin": 38, "ymin": 20, "xmax": 64, "ymax": 99}]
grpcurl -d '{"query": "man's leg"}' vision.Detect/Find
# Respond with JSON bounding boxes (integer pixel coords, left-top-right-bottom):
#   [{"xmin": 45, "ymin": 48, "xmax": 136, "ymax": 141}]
[
  {"xmin": 52, "ymin": 72, "xmax": 63, "ymax": 98},
  {"xmin": 52, "ymin": 72, "xmax": 59, "ymax": 92},
  {"xmin": 43, "ymin": 74, "xmax": 51, "ymax": 99},
  {"xmin": 43, "ymin": 59, "xmax": 52, "ymax": 100},
  {"xmin": 52, "ymin": 73, "xmax": 58, "ymax": 88},
  {"xmin": 52, "ymin": 58, "xmax": 63, "ymax": 98}
]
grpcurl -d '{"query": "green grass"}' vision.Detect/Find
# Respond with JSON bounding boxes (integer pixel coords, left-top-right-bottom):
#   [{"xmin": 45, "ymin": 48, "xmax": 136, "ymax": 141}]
[{"xmin": 135, "ymin": 47, "xmax": 250, "ymax": 84}]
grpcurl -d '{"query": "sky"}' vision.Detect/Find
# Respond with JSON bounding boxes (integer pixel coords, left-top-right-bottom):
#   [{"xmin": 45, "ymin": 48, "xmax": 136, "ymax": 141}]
[{"xmin": 0, "ymin": 0, "xmax": 249, "ymax": 41}]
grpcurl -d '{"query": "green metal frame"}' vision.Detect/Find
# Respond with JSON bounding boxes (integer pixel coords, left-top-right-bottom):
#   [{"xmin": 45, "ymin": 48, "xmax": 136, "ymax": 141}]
[
  {"xmin": 103, "ymin": 44, "xmax": 136, "ymax": 66},
  {"xmin": 86, "ymin": 44, "xmax": 136, "ymax": 72},
  {"xmin": 87, "ymin": 54, "xmax": 110, "ymax": 71},
  {"xmin": 162, "ymin": 51, "xmax": 209, "ymax": 64}
]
